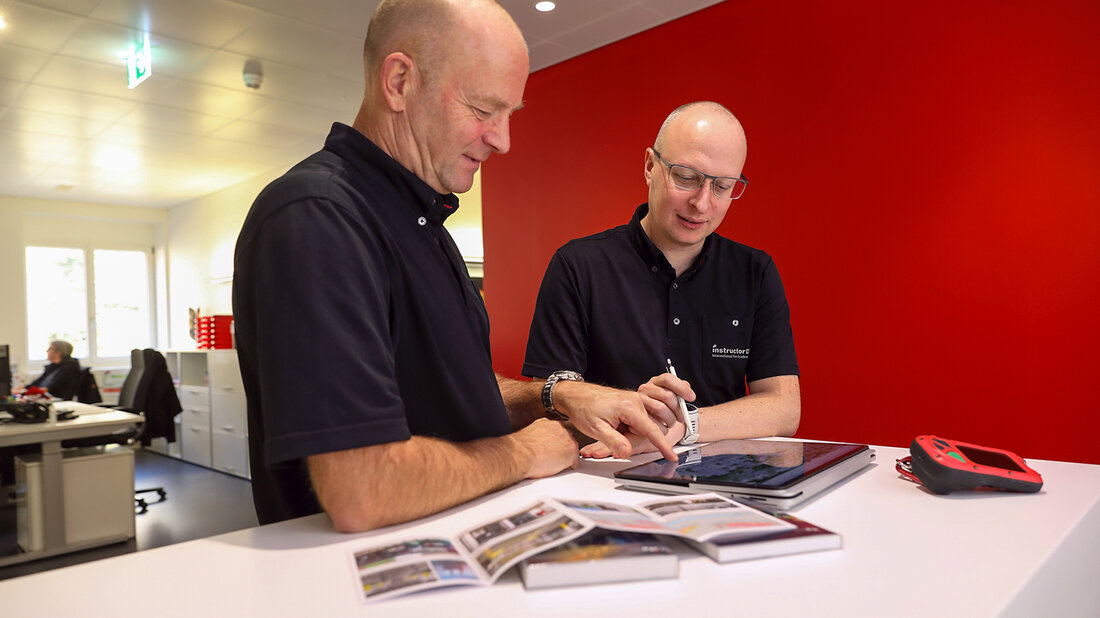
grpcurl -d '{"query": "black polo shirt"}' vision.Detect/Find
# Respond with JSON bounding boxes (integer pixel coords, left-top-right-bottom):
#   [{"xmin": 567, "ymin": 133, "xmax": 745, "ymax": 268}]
[
  {"xmin": 523, "ymin": 204, "xmax": 798, "ymax": 406},
  {"xmin": 233, "ymin": 123, "xmax": 512, "ymax": 525}
]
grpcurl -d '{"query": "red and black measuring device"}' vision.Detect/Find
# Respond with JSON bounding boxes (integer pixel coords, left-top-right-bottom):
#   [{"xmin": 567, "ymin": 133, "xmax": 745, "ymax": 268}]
[{"xmin": 896, "ymin": 435, "xmax": 1043, "ymax": 494}]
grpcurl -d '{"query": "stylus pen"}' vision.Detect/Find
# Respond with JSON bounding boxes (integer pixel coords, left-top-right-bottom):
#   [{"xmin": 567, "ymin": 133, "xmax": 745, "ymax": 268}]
[{"xmin": 666, "ymin": 358, "xmax": 691, "ymax": 426}]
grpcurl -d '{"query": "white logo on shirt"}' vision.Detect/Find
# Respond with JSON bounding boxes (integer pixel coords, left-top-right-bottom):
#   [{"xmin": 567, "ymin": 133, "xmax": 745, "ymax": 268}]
[{"xmin": 711, "ymin": 343, "xmax": 749, "ymax": 360}]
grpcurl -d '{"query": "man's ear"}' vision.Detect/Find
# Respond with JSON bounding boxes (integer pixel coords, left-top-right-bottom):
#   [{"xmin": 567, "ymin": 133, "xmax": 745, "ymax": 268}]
[
  {"xmin": 379, "ymin": 52, "xmax": 416, "ymax": 112},
  {"xmin": 644, "ymin": 148, "xmax": 656, "ymax": 186}
]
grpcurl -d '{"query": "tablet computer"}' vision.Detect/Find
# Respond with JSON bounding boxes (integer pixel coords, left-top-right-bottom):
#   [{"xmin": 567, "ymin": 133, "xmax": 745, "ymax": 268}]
[{"xmin": 614, "ymin": 439, "xmax": 875, "ymax": 510}]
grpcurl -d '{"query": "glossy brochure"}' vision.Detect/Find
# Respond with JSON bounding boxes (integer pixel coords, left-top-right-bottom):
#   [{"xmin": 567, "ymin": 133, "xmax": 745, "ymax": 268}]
[{"xmin": 349, "ymin": 492, "xmax": 793, "ymax": 602}]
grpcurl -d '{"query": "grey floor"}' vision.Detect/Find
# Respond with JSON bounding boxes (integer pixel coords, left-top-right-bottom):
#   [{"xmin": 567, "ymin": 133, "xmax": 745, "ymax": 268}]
[{"xmin": 0, "ymin": 448, "xmax": 259, "ymax": 581}]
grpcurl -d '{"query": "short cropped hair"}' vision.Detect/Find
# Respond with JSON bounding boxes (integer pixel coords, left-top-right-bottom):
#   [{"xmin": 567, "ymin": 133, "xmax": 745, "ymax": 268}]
[
  {"xmin": 50, "ymin": 340, "xmax": 74, "ymax": 359},
  {"xmin": 363, "ymin": 0, "xmax": 458, "ymax": 87}
]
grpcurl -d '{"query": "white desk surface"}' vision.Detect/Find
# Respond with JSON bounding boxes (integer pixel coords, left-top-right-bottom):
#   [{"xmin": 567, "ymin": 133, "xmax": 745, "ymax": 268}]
[
  {"xmin": 1, "ymin": 444, "xmax": 1097, "ymax": 617},
  {"xmin": 0, "ymin": 402, "xmax": 140, "ymax": 448},
  {"xmin": 1, "ymin": 401, "xmax": 142, "ymax": 563}
]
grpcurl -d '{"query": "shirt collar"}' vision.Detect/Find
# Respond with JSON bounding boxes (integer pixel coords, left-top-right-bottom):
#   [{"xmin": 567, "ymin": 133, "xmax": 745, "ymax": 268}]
[
  {"xmin": 627, "ymin": 203, "xmax": 716, "ymax": 277},
  {"xmin": 323, "ymin": 122, "xmax": 461, "ymax": 225}
]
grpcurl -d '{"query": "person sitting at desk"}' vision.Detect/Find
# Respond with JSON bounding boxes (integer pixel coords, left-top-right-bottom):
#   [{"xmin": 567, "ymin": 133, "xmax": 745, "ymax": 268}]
[{"xmin": 25, "ymin": 340, "xmax": 82, "ymax": 401}]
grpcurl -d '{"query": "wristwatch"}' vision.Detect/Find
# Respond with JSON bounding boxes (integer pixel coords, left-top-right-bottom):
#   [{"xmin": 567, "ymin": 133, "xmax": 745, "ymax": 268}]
[
  {"xmin": 542, "ymin": 370, "xmax": 584, "ymax": 421},
  {"xmin": 679, "ymin": 403, "xmax": 700, "ymax": 446}
]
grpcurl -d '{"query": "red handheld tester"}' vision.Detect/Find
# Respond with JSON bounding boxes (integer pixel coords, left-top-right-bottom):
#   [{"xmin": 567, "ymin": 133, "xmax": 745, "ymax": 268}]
[{"xmin": 897, "ymin": 435, "xmax": 1043, "ymax": 494}]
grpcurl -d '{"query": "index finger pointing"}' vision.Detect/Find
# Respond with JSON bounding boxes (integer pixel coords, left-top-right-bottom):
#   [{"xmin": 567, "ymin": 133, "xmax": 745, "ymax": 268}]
[{"xmin": 634, "ymin": 417, "xmax": 678, "ymax": 462}]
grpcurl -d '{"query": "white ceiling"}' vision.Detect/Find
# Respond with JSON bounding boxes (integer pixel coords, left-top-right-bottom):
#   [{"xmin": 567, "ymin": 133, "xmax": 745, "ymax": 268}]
[{"xmin": 0, "ymin": 0, "xmax": 723, "ymax": 208}]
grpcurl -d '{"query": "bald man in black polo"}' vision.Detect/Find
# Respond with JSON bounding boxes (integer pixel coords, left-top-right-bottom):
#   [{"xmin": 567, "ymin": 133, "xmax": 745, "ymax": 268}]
[{"xmin": 524, "ymin": 102, "xmax": 801, "ymax": 457}]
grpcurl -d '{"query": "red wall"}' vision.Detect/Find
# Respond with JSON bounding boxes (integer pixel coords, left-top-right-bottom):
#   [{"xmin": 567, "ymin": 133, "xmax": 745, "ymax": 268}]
[{"xmin": 483, "ymin": 1, "xmax": 1100, "ymax": 463}]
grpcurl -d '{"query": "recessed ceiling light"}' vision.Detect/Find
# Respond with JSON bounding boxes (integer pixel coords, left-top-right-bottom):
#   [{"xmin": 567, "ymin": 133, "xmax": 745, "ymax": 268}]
[
  {"xmin": 535, "ymin": 2, "xmax": 556, "ymax": 12},
  {"xmin": 0, "ymin": 16, "xmax": 7, "ymax": 29}
]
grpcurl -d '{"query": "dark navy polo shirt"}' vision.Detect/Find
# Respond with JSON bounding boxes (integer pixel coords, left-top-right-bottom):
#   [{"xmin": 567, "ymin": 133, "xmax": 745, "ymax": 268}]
[
  {"xmin": 233, "ymin": 123, "xmax": 512, "ymax": 524},
  {"xmin": 523, "ymin": 204, "xmax": 798, "ymax": 407}
]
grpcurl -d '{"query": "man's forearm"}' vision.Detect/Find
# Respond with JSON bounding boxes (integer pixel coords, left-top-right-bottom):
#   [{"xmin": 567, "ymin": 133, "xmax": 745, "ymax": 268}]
[
  {"xmin": 698, "ymin": 375, "xmax": 801, "ymax": 440},
  {"xmin": 496, "ymin": 374, "xmax": 546, "ymax": 428},
  {"xmin": 309, "ymin": 434, "xmax": 530, "ymax": 532}
]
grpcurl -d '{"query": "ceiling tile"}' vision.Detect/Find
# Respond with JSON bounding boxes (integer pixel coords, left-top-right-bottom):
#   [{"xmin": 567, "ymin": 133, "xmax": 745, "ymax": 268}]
[
  {"xmin": 33, "ymin": 54, "xmax": 173, "ymax": 103},
  {"xmin": 89, "ymin": 0, "xmax": 266, "ymax": 49},
  {"xmin": 95, "ymin": 123, "xmax": 199, "ymax": 152},
  {"xmin": 241, "ymin": 99, "xmax": 341, "ymax": 137},
  {"xmin": 206, "ymin": 118, "xmax": 320, "ymax": 149},
  {"xmin": 222, "ymin": 13, "xmax": 364, "ymax": 82},
  {"xmin": 136, "ymin": 79, "xmax": 269, "ymax": 120},
  {"xmin": 11, "ymin": 0, "xmax": 104, "ymax": 17},
  {"xmin": 12, "ymin": 83, "xmax": 136, "ymax": 123},
  {"xmin": 231, "ymin": 0, "xmax": 379, "ymax": 40},
  {"xmin": 181, "ymin": 135, "xmax": 309, "ymax": 167},
  {"xmin": 500, "ymin": 0, "xmax": 640, "ymax": 42},
  {"xmin": 0, "ymin": 78, "xmax": 28, "ymax": 105},
  {"xmin": 0, "ymin": 128, "xmax": 82, "ymax": 161},
  {"xmin": 57, "ymin": 22, "xmax": 215, "ymax": 79},
  {"xmin": 114, "ymin": 104, "xmax": 234, "ymax": 136},
  {"xmin": 527, "ymin": 40, "xmax": 576, "ymax": 73},
  {"xmin": 184, "ymin": 49, "xmax": 363, "ymax": 114},
  {"xmin": 0, "ymin": 44, "xmax": 52, "ymax": 81},
  {"xmin": 0, "ymin": 2, "xmax": 84, "ymax": 53},
  {"xmin": 13, "ymin": 83, "xmax": 137, "ymax": 122},
  {"xmin": 0, "ymin": 107, "xmax": 110, "ymax": 138}
]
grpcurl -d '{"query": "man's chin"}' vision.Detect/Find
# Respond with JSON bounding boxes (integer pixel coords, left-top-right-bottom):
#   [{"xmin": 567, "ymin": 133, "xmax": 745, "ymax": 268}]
[{"xmin": 440, "ymin": 172, "xmax": 476, "ymax": 195}]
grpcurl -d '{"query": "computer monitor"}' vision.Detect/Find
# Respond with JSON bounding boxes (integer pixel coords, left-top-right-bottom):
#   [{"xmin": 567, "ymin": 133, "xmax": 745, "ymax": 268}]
[{"xmin": 0, "ymin": 344, "xmax": 10, "ymax": 397}]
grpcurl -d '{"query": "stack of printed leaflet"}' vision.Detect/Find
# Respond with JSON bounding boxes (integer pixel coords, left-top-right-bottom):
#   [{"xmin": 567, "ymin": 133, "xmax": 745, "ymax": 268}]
[{"xmin": 350, "ymin": 492, "xmax": 837, "ymax": 602}]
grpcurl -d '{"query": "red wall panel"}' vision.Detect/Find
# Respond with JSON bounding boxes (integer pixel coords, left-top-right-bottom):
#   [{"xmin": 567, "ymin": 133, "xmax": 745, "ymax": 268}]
[{"xmin": 483, "ymin": 1, "xmax": 1100, "ymax": 463}]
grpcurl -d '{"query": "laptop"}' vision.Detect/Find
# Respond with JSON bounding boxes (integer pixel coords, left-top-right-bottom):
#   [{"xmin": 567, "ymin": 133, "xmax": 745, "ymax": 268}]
[{"xmin": 614, "ymin": 439, "xmax": 875, "ymax": 510}]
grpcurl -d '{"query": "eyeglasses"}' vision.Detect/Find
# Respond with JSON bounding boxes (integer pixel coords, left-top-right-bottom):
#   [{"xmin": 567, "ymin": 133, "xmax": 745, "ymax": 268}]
[{"xmin": 651, "ymin": 148, "xmax": 748, "ymax": 200}]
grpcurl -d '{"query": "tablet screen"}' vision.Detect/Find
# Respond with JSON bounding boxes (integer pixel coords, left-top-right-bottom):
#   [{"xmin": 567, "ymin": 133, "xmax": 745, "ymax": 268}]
[{"xmin": 615, "ymin": 439, "xmax": 868, "ymax": 490}]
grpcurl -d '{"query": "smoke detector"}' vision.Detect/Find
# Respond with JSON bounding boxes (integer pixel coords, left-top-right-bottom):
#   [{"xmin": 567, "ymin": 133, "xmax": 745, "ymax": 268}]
[{"xmin": 243, "ymin": 59, "xmax": 263, "ymax": 90}]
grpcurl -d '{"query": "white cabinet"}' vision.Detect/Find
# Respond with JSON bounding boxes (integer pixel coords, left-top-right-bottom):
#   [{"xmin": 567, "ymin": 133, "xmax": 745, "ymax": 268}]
[
  {"xmin": 165, "ymin": 350, "xmax": 250, "ymax": 479},
  {"xmin": 179, "ymin": 385, "xmax": 212, "ymax": 468},
  {"xmin": 15, "ymin": 447, "xmax": 135, "ymax": 552},
  {"xmin": 208, "ymin": 350, "xmax": 249, "ymax": 478}
]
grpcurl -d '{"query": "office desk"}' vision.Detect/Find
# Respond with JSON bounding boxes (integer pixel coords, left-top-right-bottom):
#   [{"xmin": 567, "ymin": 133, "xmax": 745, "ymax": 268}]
[
  {"xmin": 0, "ymin": 402, "xmax": 141, "ymax": 566},
  {"xmin": 0, "ymin": 444, "xmax": 1097, "ymax": 617}
]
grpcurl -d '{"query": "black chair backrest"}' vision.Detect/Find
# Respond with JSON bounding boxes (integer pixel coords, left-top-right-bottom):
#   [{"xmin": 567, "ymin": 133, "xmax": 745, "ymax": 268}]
[
  {"xmin": 76, "ymin": 367, "xmax": 103, "ymax": 404},
  {"xmin": 116, "ymin": 349, "xmax": 147, "ymax": 410}
]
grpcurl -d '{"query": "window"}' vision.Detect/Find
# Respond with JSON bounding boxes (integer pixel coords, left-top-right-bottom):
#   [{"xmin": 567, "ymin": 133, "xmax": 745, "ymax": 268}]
[{"xmin": 25, "ymin": 246, "xmax": 154, "ymax": 364}]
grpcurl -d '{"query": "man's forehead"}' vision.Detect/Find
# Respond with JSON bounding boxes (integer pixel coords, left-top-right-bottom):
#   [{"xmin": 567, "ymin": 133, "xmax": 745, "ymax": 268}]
[{"xmin": 663, "ymin": 120, "xmax": 745, "ymax": 172}]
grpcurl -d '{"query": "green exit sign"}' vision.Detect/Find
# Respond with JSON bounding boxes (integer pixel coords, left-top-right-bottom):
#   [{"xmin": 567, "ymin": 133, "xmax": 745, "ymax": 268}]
[{"xmin": 127, "ymin": 33, "xmax": 151, "ymax": 89}]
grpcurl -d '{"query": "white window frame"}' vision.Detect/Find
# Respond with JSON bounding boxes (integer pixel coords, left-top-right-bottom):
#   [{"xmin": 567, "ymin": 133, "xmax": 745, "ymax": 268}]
[{"xmin": 25, "ymin": 242, "xmax": 157, "ymax": 369}]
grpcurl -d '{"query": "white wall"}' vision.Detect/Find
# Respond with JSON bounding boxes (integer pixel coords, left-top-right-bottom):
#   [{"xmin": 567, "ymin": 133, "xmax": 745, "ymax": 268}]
[
  {"xmin": 165, "ymin": 171, "xmax": 280, "ymax": 350},
  {"xmin": 164, "ymin": 163, "xmax": 485, "ymax": 349},
  {"xmin": 0, "ymin": 195, "xmax": 167, "ymax": 379}
]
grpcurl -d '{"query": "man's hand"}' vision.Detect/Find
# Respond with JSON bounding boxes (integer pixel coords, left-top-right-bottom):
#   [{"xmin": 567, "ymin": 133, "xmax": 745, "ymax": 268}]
[
  {"xmin": 637, "ymin": 372, "xmax": 696, "ymax": 424},
  {"xmin": 509, "ymin": 418, "xmax": 580, "ymax": 478},
  {"xmin": 579, "ymin": 419, "xmax": 686, "ymax": 459},
  {"xmin": 552, "ymin": 380, "xmax": 682, "ymax": 462},
  {"xmin": 575, "ymin": 372, "xmax": 694, "ymax": 459}
]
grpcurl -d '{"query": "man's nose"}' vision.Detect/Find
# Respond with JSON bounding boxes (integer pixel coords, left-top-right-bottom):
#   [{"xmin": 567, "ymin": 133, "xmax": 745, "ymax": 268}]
[
  {"xmin": 688, "ymin": 182, "xmax": 715, "ymax": 211},
  {"xmin": 484, "ymin": 116, "xmax": 511, "ymax": 154}
]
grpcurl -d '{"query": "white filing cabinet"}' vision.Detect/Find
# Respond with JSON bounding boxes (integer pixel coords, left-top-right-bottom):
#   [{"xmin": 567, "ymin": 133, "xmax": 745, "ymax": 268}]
[
  {"xmin": 208, "ymin": 350, "xmax": 249, "ymax": 478},
  {"xmin": 15, "ymin": 446, "xmax": 136, "ymax": 552},
  {"xmin": 179, "ymin": 385, "xmax": 212, "ymax": 468},
  {"xmin": 164, "ymin": 350, "xmax": 250, "ymax": 479}
]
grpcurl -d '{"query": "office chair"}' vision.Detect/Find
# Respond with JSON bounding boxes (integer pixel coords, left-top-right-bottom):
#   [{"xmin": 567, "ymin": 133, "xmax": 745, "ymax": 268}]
[
  {"xmin": 62, "ymin": 349, "xmax": 177, "ymax": 514},
  {"xmin": 75, "ymin": 367, "xmax": 103, "ymax": 404}
]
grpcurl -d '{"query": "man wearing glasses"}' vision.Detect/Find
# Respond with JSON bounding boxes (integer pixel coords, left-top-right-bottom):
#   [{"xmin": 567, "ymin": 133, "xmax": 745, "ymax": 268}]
[{"xmin": 523, "ymin": 101, "xmax": 801, "ymax": 457}]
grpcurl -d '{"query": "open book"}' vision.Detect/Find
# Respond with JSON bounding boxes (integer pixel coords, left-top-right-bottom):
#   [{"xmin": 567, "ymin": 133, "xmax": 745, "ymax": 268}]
[{"xmin": 350, "ymin": 493, "xmax": 793, "ymax": 602}]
